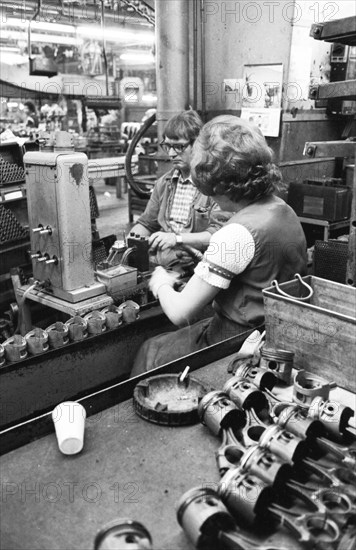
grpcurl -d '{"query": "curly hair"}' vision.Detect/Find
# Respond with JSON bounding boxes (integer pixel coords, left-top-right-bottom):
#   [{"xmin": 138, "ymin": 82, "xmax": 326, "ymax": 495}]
[
  {"xmin": 191, "ymin": 115, "xmax": 282, "ymax": 202},
  {"xmin": 163, "ymin": 110, "xmax": 203, "ymax": 142}
]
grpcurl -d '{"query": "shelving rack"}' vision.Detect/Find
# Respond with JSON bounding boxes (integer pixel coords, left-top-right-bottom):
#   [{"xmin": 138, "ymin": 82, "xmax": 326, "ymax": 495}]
[{"xmin": 305, "ymin": 15, "xmax": 356, "ymax": 287}]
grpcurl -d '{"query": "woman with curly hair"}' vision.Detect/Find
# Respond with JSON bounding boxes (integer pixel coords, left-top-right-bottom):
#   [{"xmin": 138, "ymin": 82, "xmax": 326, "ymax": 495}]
[{"xmin": 131, "ymin": 115, "xmax": 307, "ymax": 376}]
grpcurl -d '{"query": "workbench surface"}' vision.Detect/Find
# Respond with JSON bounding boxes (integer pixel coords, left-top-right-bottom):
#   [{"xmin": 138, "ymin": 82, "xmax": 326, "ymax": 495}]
[
  {"xmin": 1, "ymin": 353, "xmax": 355, "ymax": 550},
  {"xmin": 0, "ymin": 355, "xmax": 232, "ymax": 550}
]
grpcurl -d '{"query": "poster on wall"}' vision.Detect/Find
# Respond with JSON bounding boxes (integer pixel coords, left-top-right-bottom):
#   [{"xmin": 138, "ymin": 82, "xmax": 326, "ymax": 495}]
[{"xmin": 240, "ymin": 63, "xmax": 283, "ymax": 137}]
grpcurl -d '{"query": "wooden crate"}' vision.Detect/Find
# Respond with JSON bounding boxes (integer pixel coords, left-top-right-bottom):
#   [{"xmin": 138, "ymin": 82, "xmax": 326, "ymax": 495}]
[{"xmin": 262, "ymin": 276, "xmax": 356, "ymax": 392}]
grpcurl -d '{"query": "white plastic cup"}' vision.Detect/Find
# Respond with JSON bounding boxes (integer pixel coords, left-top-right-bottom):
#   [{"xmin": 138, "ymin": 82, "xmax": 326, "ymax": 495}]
[{"xmin": 52, "ymin": 401, "xmax": 86, "ymax": 455}]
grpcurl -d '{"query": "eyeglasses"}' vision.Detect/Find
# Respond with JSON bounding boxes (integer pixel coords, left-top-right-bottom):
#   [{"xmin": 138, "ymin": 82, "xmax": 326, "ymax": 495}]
[{"xmin": 160, "ymin": 140, "xmax": 193, "ymax": 154}]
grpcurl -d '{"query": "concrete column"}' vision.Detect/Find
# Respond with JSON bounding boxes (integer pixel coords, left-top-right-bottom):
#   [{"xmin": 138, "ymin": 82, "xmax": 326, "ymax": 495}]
[{"xmin": 155, "ymin": 0, "xmax": 190, "ymax": 140}]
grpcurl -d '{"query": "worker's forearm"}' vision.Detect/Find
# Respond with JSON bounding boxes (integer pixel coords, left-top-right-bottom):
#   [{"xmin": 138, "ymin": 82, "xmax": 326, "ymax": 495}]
[
  {"xmin": 131, "ymin": 223, "xmax": 152, "ymax": 237},
  {"xmin": 179, "ymin": 231, "xmax": 211, "ymax": 251},
  {"xmin": 156, "ymin": 285, "xmax": 191, "ymax": 326}
]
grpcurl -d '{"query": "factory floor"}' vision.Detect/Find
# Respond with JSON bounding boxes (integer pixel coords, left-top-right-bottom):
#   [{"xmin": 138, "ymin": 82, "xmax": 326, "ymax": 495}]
[{"xmin": 94, "ymin": 178, "xmax": 135, "ymax": 242}]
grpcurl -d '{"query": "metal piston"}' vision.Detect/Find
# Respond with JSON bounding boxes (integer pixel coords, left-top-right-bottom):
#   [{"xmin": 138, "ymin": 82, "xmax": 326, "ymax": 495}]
[
  {"xmin": 94, "ymin": 519, "xmax": 152, "ymax": 550},
  {"xmin": 308, "ymin": 396, "xmax": 355, "ymax": 439},
  {"xmin": 219, "ymin": 467, "xmax": 274, "ymax": 526},
  {"xmin": 223, "ymin": 377, "xmax": 269, "ymax": 413},
  {"xmin": 259, "ymin": 347, "xmax": 294, "ymax": 384},
  {"xmin": 198, "ymin": 391, "xmax": 246, "ymax": 436},
  {"xmin": 176, "ymin": 486, "xmax": 236, "ymax": 548}
]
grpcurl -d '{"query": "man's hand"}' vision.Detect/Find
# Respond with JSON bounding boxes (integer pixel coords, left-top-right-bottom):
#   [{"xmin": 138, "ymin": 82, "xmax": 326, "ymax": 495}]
[
  {"xmin": 149, "ymin": 266, "xmax": 181, "ymax": 298},
  {"xmin": 148, "ymin": 231, "xmax": 177, "ymax": 252}
]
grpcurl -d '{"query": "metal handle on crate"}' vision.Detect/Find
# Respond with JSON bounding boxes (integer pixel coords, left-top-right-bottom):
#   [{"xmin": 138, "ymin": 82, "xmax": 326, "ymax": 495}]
[{"xmin": 271, "ymin": 274, "xmax": 314, "ymax": 302}]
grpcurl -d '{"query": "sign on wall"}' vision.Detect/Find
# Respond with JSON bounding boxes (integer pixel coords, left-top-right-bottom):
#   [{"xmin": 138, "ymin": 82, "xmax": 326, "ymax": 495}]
[{"xmin": 240, "ymin": 63, "xmax": 283, "ymax": 137}]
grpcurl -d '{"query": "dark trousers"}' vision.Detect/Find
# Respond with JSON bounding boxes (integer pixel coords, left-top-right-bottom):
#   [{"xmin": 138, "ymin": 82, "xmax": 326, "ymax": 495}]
[{"xmin": 131, "ymin": 313, "xmax": 253, "ymax": 377}]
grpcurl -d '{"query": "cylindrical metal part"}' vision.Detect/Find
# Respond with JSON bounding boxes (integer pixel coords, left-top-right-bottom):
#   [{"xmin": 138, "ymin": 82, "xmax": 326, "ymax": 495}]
[
  {"xmin": 65, "ymin": 316, "xmax": 88, "ymax": 342},
  {"xmin": 84, "ymin": 310, "xmax": 106, "ymax": 336},
  {"xmin": 308, "ymin": 396, "xmax": 354, "ymax": 439},
  {"xmin": 276, "ymin": 405, "xmax": 324, "ymax": 440},
  {"xmin": 46, "ymin": 322, "xmax": 69, "ymax": 349},
  {"xmin": 3, "ymin": 334, "xmax": 28, "ymax": 362},
  {"xmin": 234, "ymin": 362, "xmax": 276, "ymax": 391},
  {"xmin": 259, "ymin": 424, "xmax": 307, "ymax": 464},
  {"xmin": 155, "ymin": 0, "xmax": 190, "ymax": 142},
  {"xmin": 239, "ymin": 445, "xmax": 293, "ymax": 490},
  {"xmin": 94, "ymin": 519, "xmax": 152, "ymax": 550},
  {"xmin": 102, "ymin": 305, "xmax": 123, "ymax": 330},
  {"xmin": 25, "ymin": 327, "xmax": 49, "ymax": 355},
  {"xmin": 45, "ymin": 256, "xmax": 58, "ymax": 265},
  {"xmin": 37, "ymin": 254, "xmax": 49, "ymax": 263},
  {"xmin": 40, "ymin": 226, "xmax": 52, "ymax": 235},
  {"xmin": 176, "ymin": 486, "xmax": 236, "ymax": 548},
  {"xmin": 198, "ymin": 391, "xmax": 246, "ymax": 436},
  {"xmin": 259, "ymin": 346, "xmax": 294, "ymax": 384},
  {"xmin": 223, "ymin": 378, "xmax": 268, "ymax": 412},
  {"xmin": 219, "ymin": 468, "xmax": 274, "ymax": 526},
  {"xmin": 293, "ymin": 371, "xmax": 334, "ymax": 408},
  {"xmin": 118, "ymin": 301, "xmax": 140, "ymax": 324}
]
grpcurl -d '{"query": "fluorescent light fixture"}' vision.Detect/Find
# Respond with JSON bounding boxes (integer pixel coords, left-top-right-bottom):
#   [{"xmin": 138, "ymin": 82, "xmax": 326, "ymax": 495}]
[
  {"xmin": 120, "ymin": 52, "xmax": 155, "ymax": 63},
  {"xmin": 2, "ymin": 18, "xmax": 76, "ymax": 34},
  {"xmin": 1, "ymin": 30, "xmax": 76, "ymax": 45},
  {"xmin": 76, "ymin": 26, "xmax": 155, "ymax": 44},
  {"xmin": 0, "ymin": 51, "xmax": 28, "ymax": 65}
]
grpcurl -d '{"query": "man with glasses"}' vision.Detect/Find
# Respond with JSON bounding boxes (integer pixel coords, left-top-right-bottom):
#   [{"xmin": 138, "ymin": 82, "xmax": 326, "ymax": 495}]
[{"xmin": 131, "ymin": 110, "xmax": 221, "ymax": 268}]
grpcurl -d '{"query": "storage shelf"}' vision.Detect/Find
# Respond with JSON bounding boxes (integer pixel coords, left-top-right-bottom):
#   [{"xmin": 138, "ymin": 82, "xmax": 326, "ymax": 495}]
[
  {"xmin": 308, "ymin": 15, "xmax": 356, "ymax": 286},
  {"xmin": 299, "ymin": 216, "xmax": 350, "ymax": 241},
  {"xmin": 304, "ymin": 141, "xmax": 356, "ymax": 159},
  {"xmin": 310, "ymin": 16, "xmax": 356, "ymax": 45},
  {"xmin": 309, "ymin": 80, "xmax": 356, "ymax": 101}
]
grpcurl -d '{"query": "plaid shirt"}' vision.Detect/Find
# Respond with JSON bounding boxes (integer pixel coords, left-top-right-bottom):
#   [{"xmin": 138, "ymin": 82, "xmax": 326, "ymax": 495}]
[{"xmin": 168, "ymin": 171, "xmax": 197, "ymax": 234}]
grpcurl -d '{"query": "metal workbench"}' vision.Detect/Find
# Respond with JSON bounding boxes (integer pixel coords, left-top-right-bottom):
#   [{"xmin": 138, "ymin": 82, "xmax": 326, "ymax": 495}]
[{"xmin": 1, "ymin": 343, "xmax": 354, "ymax": 550}]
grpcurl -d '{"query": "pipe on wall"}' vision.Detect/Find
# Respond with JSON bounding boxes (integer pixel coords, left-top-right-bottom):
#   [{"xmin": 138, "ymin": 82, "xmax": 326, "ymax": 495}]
[{"xmin": 155, "ymin": 0, "xmax": 190, "ymax": 140}]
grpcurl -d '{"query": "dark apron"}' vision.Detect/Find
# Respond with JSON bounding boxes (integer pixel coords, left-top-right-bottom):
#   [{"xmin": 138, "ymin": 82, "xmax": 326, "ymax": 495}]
[{"xmin": 131, "ymin": 312, "xmax": 252, "ymax": 376}]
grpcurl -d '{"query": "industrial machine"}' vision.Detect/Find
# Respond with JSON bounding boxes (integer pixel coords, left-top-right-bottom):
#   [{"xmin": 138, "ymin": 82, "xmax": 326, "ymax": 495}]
[
  {"xmin": 22, "ymin": 131, "xmax": 152, "ymax": 314},
  {"xmin": 25, "ymin": 132, "xmax": 106, "ymax": 303}
]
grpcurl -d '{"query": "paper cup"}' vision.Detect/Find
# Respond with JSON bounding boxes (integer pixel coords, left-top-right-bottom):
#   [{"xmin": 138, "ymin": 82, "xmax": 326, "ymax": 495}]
[{"xmin": 52, "ymin": 401, "xmax": 86, "ymax": 455}]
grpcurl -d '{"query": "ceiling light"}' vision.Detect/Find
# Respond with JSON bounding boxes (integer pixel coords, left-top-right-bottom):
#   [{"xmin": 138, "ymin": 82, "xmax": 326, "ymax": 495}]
[
  {"xmin": 120, "ymin": 52, "xmax": 155, "ymax": 63},
  {"xmin": 1, "ymin": 30, "xmax": 77, "ymax": 46},
  {"xmin": 76, "ymin": 26, "xmax": 155, "ymax": 44},
  {"xmin": 2, "ymin": 18, "xmax": 76, "ymax": 34}
]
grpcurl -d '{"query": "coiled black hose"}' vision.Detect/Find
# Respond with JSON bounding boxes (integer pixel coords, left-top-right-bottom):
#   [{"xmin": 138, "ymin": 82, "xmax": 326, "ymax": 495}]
[{"xmin": 124, "ymin": 113, "xmax": 157, "ymax": 199}]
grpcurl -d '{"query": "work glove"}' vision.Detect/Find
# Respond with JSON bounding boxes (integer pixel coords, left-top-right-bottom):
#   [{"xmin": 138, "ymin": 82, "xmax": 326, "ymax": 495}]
[{"xmin": 149, "ymin": 266, "xmax": 181, "ymax": 298}]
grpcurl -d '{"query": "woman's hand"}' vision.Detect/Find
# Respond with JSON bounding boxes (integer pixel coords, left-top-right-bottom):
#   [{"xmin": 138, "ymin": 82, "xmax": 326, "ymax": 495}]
[
  {"xmin": 149, "ymin": 266, "xmax": 181, "ymax": 298},
  {"xmin": 149, "ymin": 231, "xmax": 177, "ymax": 252}
]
